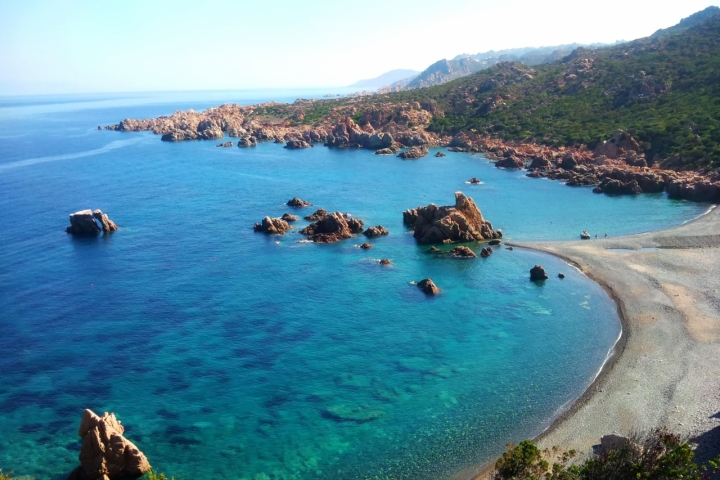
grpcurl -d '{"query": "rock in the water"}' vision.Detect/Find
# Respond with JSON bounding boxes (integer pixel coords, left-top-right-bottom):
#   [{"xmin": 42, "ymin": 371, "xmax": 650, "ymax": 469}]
[
  {"xmin": 468, "ymin": 177, "xmax": 482, "ymax": 184},
  {"xmin": 92, "ymin": 210, "xmax": 118, "ymax": 233},
  {"xmin": 281, "ymin": 213, "xmax": 298, "ymax": 222},
  {"xmin": 480, "ymin": 247, "xmax": 492, "ymax": 257},
  {"xmin": 69, "ymin": 409, "xmax": 151, "ymax": 480},
  {"xmin": 403, "ymin": 192, "xmax": 501, "ymax": 244},
  {"xmin": 360, "ymin": 242, "xmax": 372, "ymax": 249},
  {"xmin": 375, "ymin": 146, "xmax": 399, "ymax": 155},
  {"xmin": 398, "ymin": 145, "xmax": 429, "ymax": 159},
  {"xmin": 254, "ymin": 216, "xmax": 292, "ymax": 234},
  {"xmin": 428, "ymin": 246, "xmax": 442, "ymax": 253},
  {"xmin": 379, "ymin": 259, "xmax": 391, "ymax": 265},
  {"xmin": 417, "ymin": 278, "xmax": 439, "ymax": 295},
  {"xmin": 237, "ymin": 136, "xmax": 257, "ymax": 147},
  {"xmin": 304, "ymin": 208, "xmax": 328, "ymax": 221},
  {"xmin": 301, "ymin": 212, "xmax": 364, "ymax": 243},
  {"xmin": 495, "ymin": 156, "xmax": 525, "ymax": 169},
  {"xmin": 435, "ymin": 152, "xmax": 446, "ymax": 157},
  {"xmin": 216, "ymin": 141, "xmax": 233, "ymax": 147},
  {"xmin": 506, "ymin": 246, "xmax": 514, "ymax": 251},
  {"xmin": 530, "ymin": 264, "xmax": 549, "ymax": 281},
  {"xmin": 323, "ymin": 404, "xmax": 384, "ymax": 423},
  {"xmin": 364, "ymin": 225, "xmax": 389, "ymax": 237},
  {"xmin": 97, "ymin": 126, "xmax": 103, "ymax": 130},
  {"xmin": 67, "ymin": 209, "xmax": 118, "ymax": 235},
  {"xmin": 488, "ymin": 239, "xmax": 501, "ymax": 246},
  {"xmin": 286, "ymin": 197, "xmax": 312, "ymax": 207},
  {"xmin": 558, "ymin": 273, "xmax": 565, "ymax": 279},
  {"xmin": 450, "ymin": 246, "xmax": 476, "ymax": 258},
  {"xmin": 285, "ymin": 139, "xmax": 312, "ymax": 149}
]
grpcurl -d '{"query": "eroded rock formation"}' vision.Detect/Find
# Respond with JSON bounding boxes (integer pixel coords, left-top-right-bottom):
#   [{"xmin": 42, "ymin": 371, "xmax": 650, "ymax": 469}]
[
  {"xmin": 66, "ymin": 210, "xmax": 118, "ymax": 235},
  {"xmin": 68, "ymin": 409, "xmax": 151, "ymax": 480},
  {"xmin": 304, "ymin": 208, "xmax": 327, "ymax": 221},
  {"xmin": 403, "ymin": 192, "xmax": 501, "ymax": 244},
  {"xmin": 281, "ymin": 213, "xmax": 298, "ymax": 222},
  {"xmin": 300, "ymin": 212, "xmax": 364, "ymax": 243}
]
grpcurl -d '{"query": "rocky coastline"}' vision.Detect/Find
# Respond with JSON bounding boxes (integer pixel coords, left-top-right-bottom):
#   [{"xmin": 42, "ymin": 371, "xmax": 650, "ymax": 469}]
[{"xmin": 105, "ymin": 101, "xmax": 720, "ymax": 204}]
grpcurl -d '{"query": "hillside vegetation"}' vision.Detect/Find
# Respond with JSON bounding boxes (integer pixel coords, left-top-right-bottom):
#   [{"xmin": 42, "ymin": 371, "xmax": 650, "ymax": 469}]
[{"xmin": 309, "ymin": 7, "xmax": 720, "ymax": 170}]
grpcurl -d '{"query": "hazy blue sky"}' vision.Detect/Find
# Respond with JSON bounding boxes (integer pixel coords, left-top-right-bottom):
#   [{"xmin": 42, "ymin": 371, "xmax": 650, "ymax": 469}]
[{"xmin": 1, "ymin": 0, "xmax": 719, "ymax": 95}]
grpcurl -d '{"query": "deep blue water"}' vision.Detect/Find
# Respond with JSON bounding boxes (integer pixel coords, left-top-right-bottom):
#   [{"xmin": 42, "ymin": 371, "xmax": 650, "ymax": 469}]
[{"xmin": 0, "ymin": 91, "xmax": 707, "ymax": 480}]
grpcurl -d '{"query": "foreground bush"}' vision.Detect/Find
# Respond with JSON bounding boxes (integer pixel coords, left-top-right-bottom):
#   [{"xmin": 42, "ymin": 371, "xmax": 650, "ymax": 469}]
[{"xmin": 494, "ymin": 429, "xmax": 720, "ymax": 480}]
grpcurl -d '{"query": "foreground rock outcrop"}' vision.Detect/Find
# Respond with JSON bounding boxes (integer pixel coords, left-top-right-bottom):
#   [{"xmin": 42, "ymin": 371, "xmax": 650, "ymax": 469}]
[
  {"xmin": 254, "ymin": 217, "xmax": 292, "ymax": 234},
  {"xmin": 66, "ymin": 210, "xmax": 118, "ymax": 235},
  {"xmin": 403, "ymin": 192, "xmax": 501, "ymax": 244},
  {"xmin": 68, "ymin": 409, "xmax": 151, "ymax": 480},
  {"xmin": 300, "ymin": 212, "xmax": 364, "ymax": 243}
]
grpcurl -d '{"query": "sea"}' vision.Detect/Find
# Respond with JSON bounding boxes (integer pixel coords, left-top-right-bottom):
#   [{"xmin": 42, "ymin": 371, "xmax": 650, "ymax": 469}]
[{"xmin": 0, "ymin": 89, "xmax": 709, "ymax": 480}]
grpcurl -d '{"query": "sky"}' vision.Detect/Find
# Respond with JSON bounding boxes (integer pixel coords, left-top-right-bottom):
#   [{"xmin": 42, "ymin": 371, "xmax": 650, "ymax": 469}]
[{"xmin": 1, "ymin": 0, "xmax": 719, "ymax": 95}]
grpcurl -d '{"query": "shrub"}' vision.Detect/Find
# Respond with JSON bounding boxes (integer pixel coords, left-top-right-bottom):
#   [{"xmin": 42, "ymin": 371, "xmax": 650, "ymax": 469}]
[{"xmin": 493, "ymin": 429, "xmax": 720, "ymax": 480}]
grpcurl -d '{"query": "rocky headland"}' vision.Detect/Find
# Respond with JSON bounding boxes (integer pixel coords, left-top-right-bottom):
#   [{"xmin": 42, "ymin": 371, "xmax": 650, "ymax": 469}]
[{"xmin": 403, "ymin": 192, "xmax": 501, "ymax": 244}]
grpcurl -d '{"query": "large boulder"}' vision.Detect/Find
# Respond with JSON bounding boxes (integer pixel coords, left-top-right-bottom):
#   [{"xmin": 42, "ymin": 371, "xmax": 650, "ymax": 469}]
[
  {"xmin": 594, "ymin": 129, "xmax": 643, "ymax": 159},
  {"xmin": 301, "ymin": 212, "xmax": 364, "ymax": 243},
  {"xmin": 495, "ymin": 156, "xmax": 525, "ymax": 169},
  {"xmin": 285, "ymin": 139, "xmax": 312, "ymax": 149},
  {"xmin": 403, "ymin": 192, "xmax": 501, "ymax": 244},
  {"xmin": 398, "ymin": 146, "xmax": 429, "ymax": 160},
  {"xmin": 530, "ymin": 264, "xmax": 549, "ymax": 281},
  {"xmin": 417, "ymin": 278, "xmax": 439, "ymax": 295},
  {"xmin": 66, "ymin": 210, "xmax": 118, "ymax": 235},
  {"xmin": 254, "ymin": 216, "xmax": 292, "ymax": 234},
  {"xmin": 68, "ymin": 409, "xmax": 151, "ymax": 480},
  {"xmin": 237, "ymin": 136, "xmax": 257, "ymax": 147},
  {"xmin": 281, "ymin": 213, "xmax": 298, "ymax": 222}
]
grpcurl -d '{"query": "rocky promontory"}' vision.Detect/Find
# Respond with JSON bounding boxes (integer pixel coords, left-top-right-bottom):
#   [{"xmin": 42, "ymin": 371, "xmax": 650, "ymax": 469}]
[
  {"xmin": 68, "ymin": 409, "xmax": 151, "ymax": 480},
  {"xmin": 301, "ymin": 212, "xmax": 364, "ymax": 243},
  {"xmin": 66, "ymin": 209, "xmax": 118, "ymax": 235},
  {"xmin": 403, "ymin": 192, "xmax": 501, "ymax": 244}
]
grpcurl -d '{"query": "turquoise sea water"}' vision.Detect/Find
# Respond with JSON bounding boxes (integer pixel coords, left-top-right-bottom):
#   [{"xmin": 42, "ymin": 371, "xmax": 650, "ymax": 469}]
[{"xmin": 0, "ymin": 91, "xmax": 708, "ymax": 480}]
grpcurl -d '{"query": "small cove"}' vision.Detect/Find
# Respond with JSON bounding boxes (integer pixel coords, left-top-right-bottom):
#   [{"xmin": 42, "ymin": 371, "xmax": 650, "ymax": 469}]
[{"xmin": 0, "ymin": 91, "xmax": 709, "ymax": 479}]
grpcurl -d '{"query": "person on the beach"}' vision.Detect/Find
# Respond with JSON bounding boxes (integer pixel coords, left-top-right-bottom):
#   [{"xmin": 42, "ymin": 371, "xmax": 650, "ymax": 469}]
[
  {"xmin": 595, "ymin": 234, "xmax": 598, "ymax": 239},
  {"xmin": 605, "ymin": 233, "xmax": 608, "ymax": 238}
]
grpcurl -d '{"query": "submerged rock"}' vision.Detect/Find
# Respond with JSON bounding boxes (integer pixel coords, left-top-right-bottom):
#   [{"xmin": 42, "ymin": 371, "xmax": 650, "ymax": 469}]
[
  {"xmin": 558, "ymin": 273, "xmax": 565, "ymax": 279},
  {"xmin": 417, "ymin": 278, "xmax": 440, "ymax": 295},
  {"xmin": 216, "ymin": 141, "xmax": 233, "ymax": 147},
  {"xmin": 403, "ymin": 192, "xmax": 501, "ymax": 244},
  {"xmin": 254, "ymin": 217, "xmax": 292, "ymax": 234},
  {"xmin": 428, "ymin": 246, "xmax": 442, "ymax": 253},
  {"xmin": 398, "ymin": 145, "xmax": 429, "ymax": 159},
  {"xmin": 68, "ymin": 409, "xmax": 151, "ymax": 480},
  {"xmin": 301, "ymin": 212, "xmax": 364, "ymax": 243},
  {"xmin": 364, "ymin": 225, "xmax": 389, "ymax": 237},
  {"xmin": 66, "ymin": 209, "xmax": 118, "ymax": 235},
  {"xmin": 530, "ymin": 264, "xmax": 549, "ymax": 281},
  {"xmin": 323, "ymin": 404, "xmax": 384, "ymax": 423},
  {"xmin": 286, "ymin": 197, "xmax": 312, "ymax": 207}
]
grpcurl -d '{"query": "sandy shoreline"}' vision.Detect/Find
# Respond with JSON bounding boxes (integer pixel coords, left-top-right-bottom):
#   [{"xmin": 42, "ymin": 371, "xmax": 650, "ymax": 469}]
[{"xmin": 460, "ymin": 204, "xmax": 720, "ymax": 479}]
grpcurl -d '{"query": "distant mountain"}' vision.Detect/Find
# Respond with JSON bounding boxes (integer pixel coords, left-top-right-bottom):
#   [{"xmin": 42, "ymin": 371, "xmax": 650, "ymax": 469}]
[
  {"xmin": 350, "ymin": 69, "xmax": 420, "ymax": 88},
  {"xmin": 402, "ymin": 43, "xmax": 620, "ymax": 89},
  {"xmin": 652, "ymin": 5, "xmax": 720, "ymax": 37}
]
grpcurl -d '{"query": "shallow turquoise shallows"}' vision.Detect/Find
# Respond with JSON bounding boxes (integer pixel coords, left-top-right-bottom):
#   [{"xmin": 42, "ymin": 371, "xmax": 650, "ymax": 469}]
[{"xmin": 0, "ymin": 91, "xmax": 708, "ymax": 480}]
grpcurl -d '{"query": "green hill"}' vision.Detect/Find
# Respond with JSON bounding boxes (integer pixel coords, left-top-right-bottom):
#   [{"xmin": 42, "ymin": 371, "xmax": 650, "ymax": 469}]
[{"xmin": 336, "ymin": 7, "xmax": 720, "ymax": 170}]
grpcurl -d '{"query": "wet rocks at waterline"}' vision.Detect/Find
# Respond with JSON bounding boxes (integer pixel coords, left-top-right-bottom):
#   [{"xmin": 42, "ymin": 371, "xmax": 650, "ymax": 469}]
[
  {"xmin": 286, "ymin": 197, "xmax": 312, "ymax": 207},
  {"xmin": 66, "ymin": 209, "xmax": 118, "ymax": 235},
  {"xmin": 403, "ymin": 192, "xmax": 501, "ymax": 244},
  {"xmin": 398, "ymin": 145, "xmax": 428, "ymax": 159},
  {"xmin": 67, "ymin": 409, "xmax": 151, "ymax": 480}
]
